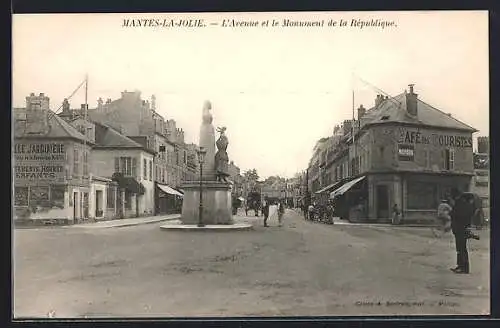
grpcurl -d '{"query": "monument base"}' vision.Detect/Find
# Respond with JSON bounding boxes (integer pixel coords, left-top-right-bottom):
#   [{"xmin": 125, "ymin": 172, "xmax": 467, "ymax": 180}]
[{"xmin": 180, "ymin": 180, "xmax": 233, "ymax": 225}]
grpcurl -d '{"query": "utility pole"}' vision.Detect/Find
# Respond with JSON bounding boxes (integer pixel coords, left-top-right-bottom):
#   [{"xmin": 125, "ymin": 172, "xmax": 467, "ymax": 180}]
[
  {"xmin": 352, "ymin": 89, "xmax": 356, "ymax": 176},
  {"xmin": 84, "ymin": 74, "xmax": 90, "ymax": 220}
]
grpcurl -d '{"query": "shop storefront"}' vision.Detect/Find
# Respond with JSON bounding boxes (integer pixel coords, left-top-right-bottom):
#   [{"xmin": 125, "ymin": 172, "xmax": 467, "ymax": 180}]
[
  {"xmin": 329, "ymin": 172, "xmax": 472, "ymax": 223},
  {"xmin": 112, "ymin": 172, "xmax": 145, "ymax": 218},
  {"xmin": 155, "ymin": 182, "xmax": 183, "ymax": 214}
]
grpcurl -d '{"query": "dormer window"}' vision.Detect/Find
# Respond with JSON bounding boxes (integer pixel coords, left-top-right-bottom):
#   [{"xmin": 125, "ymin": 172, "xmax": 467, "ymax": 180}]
[{"xmin": 380, "ymin": 115, "xmax": 390, "ymax": 120}]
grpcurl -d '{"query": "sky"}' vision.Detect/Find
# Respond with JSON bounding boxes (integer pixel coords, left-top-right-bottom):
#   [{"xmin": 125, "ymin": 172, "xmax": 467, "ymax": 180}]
[{"xmin": 12, "ymin": 11, "xmax": 489, "ymax": 179}]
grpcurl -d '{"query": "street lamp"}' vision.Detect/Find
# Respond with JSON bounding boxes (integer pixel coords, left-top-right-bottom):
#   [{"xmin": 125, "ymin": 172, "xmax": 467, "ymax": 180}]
[{"xmin": 197, "ymin": 147, "xmax": 207, "ymax": 227}]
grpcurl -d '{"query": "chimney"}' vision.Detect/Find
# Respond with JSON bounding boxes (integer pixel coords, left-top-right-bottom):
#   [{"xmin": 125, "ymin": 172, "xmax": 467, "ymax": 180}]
[
  {"xmin": 375, "ymin": 95, "xmax": 383, "ymax": 107},
  {"xmin": 97, "ymin": 97, "xmax": 103, "ymax": 110},
  {"xmin": 406, "ymin": 84, "xmax": 418, "ymax": 116},
  {"xmin": 357, "ymin": 104, "xmax": 366, "ymax": 118},
  {"xmin": 25, "ymin": 93, "xmax": 49, "ymax": 133},
  {"xmin": 151, "ymin": 95, "xmax": 156, "ymax": 110},
  {"xmin": 342, "ymin": 120, "xmax": 352, "ymax": 136},
  {"xmin": 62, "ymin": 98, "xmax": 70, "ymax": 113}
]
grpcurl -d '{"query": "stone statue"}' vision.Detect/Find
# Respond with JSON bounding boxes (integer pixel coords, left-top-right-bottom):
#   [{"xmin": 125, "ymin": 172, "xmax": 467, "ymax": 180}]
[
  {"xmin": 202, "ymin": 100, "xmax": 213, "ymax": 124},
  {"xmin": 215, "ymin": 126, "xmax": 230, "ymax": 182}
]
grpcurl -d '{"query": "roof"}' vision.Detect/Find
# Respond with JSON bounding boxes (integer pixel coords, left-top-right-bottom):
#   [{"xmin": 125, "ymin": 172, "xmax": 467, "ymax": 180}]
[
  {"xmin": 14, "ymin": 109, "xmax": 93, "ymax": 143},
  {"xmin": 93, "ymin": 121, "xmax": 145, "ymax": 148},
  {"xmin": 360, "ymin": 92, "xmax": 477, "ymax": 132}
]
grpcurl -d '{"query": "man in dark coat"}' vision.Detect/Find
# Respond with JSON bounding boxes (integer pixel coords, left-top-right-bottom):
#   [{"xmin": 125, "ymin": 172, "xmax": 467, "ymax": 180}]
[
  {"xmin": 262, "ymin": 196, "xmax": 270, "ymax": 227},
  {"xmin": 450, "ymin": 189, "xmax": 474, "ymax": 274}
]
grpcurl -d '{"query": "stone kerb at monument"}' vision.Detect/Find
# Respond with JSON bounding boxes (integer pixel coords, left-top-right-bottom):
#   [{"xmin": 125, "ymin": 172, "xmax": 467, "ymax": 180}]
[{"xmin": 179, "ymin": 101, "xmax": 233, "ymax": 225}]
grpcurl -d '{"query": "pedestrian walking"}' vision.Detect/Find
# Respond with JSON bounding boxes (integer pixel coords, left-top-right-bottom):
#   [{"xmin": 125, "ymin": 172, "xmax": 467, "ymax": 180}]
[
  {"xmin": 308, "ymin": 202, "xmax": 315, "ymax": 221},
  {"xmin": 437, "ymin": 199, "xmax": 452, "ymax": 232},
  {"xmin": 450, "ymin": 189, "xmax": 476, "ymax": 274},
  {"xmin": 391, "ymin": 203, "xmax": 401, "ymax": 225},
  {"xmin": 278, "ymin": 200, "xmax": 285, "ymax": 227},
  {"xmin": 262, "ymin": 197, "xmax": 270, "ymax": 227}
]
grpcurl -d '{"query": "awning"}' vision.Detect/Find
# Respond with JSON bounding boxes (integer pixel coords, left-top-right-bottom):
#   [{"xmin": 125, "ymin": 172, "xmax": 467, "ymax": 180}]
[
  {"xmin": 315, "ymin": 180, "xmax": 344, "ymax": 194},
  {"xmin": 112, "ymin": 173, "xmax": 145, "ymax": 195},
  {"xmin": 238, "ymin": 197, "xmax": 245, "ymax": 202},
  {"xmin": 330, "ymin": 176, "xmax": 366, "ymax": 199},
  {"xmin": 157, "ymin": 184, "xmax": 183, "ymax": 197}
]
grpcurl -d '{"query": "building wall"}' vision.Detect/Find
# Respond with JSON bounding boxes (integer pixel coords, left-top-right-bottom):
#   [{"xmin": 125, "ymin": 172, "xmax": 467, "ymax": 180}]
[
  {"xmin": 91, "ymin": 148, "xmax": 154, "ymax": 215},
  {"xmin": 353, "ymin": 125, "xmax": 474, "ymax": 175}
]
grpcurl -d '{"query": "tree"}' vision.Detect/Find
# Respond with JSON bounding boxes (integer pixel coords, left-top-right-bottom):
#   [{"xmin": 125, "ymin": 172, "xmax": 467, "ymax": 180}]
[{"xmin": 243, "ymin": 168, "xmax": 259, "ymax": 182}]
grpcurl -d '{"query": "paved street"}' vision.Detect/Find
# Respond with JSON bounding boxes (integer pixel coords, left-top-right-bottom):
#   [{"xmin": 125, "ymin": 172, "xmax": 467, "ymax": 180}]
[{"xmin": 14, "ymin": 209, "xmax": 489, "ymax": 318}]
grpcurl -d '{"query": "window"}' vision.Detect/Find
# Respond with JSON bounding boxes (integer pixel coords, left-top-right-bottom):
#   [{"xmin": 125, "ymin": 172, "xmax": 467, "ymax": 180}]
[
  {"xmin": 444, "ymin": 149, "xmax": 455, "ymax": 170},
  {"xmin": 29, "ymin": 186, "xmax": 50, "ymax": 208},
  {"xmin": 83, "ymin": 150, "xmax": 89, "ymax": 176},
  {"xmin": 15, "ymin": 186, "xmax": 29, "ymax": 206},
  {"xmin": 175, "ymin": 149, "xmax": 180, "ymax": 166},
  {"xmin": 184, "ymin": 151, "xmax": 187, "ymax": 164},
  {"xmin": 50, "ymin": 185, "xmax": 65, "ymax": 209},
  {"xmin": 149, "ymin": 160, "xmax": 153, "ymax": 181},
  {"xmin": 115, "ymin": 157, "xmax": 136, "ymax": 176},
  {"xmin": 107, "ymin": 185, "xmax": 115, "ymax": 209},
  {"xmin": 73, "ymin": 149, "xmax": 80, "ymax": 176},
  {"xmin": 407, "ymin": 181, "xmax": 438, "ymax": 210},
  {"xmin": 143, "ymin": 159, "xmax": 147, "ymax": 179},
  {"xmin": 132, "ymin": 158, "xmax": 137, "ymax": 177}
]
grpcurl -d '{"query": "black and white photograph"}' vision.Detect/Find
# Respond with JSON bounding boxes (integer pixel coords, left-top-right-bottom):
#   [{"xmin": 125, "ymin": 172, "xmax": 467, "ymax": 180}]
[{"xmin": 12, "ymin": 11, "xmax": 490, "ymax": 318}]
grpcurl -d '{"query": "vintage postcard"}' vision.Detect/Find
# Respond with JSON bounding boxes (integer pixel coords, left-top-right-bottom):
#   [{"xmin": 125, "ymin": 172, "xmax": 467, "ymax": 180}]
[{"xmin": 12, "ymin": 11, "xmax": 489, "ymax": 318}]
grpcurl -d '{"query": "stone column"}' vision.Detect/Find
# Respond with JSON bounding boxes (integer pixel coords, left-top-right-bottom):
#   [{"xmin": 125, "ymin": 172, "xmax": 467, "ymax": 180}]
[
  {"xmin": 199, "ymin": 101, "xmax": 217, "ymax": 181},
  {"xmin": 121, "ymin": 190, "xmax": 126, "ymax": 218}
]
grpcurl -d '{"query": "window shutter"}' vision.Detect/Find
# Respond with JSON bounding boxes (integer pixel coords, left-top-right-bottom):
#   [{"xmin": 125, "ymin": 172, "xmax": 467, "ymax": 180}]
[
  {"xmin": 132, "ymin": 157, "xmax": 137, "ymax": 178},
  {"xmin": 444, "ymin": 150, "xmax": 450, "ymax": 170},
  {"xmin": 115, "ymin": 157, "xmax": 119, "ymax": 173}
]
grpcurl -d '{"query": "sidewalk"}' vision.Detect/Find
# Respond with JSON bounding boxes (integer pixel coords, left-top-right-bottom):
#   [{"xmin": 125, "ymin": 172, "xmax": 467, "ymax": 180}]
[{"xmin": 70, "ymin": 214, "xmax": 181, "ymax": 229}]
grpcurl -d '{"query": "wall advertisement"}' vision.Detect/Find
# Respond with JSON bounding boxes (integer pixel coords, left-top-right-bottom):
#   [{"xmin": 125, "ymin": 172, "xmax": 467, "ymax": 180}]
[{"xmin": 14, "ymin": 141, "xmax": 66, "ymax": 182}]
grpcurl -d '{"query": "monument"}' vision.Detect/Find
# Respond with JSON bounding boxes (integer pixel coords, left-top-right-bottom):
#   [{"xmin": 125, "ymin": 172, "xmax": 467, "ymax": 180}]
[{"xmin": 178, "ymin": 101, "xmax": 234, "ymax": 225}]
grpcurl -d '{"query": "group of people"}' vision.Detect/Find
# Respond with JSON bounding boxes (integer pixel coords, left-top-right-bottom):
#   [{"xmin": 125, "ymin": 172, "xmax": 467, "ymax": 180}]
[{"xmin": 261, "ymin": 196, "xmax": 286, "ymax": 227}]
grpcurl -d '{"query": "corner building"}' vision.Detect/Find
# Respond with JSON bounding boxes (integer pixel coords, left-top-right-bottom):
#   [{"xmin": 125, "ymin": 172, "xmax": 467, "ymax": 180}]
[{"xmin": 333, "ymin": 86, "xmax": 477, "ymax": 223}]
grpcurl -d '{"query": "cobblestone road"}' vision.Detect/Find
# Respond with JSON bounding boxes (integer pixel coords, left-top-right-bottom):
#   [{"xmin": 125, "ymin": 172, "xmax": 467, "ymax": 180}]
[{"xmin": 13, "ymin": 209, "xmax": 490, "ymax": 318}]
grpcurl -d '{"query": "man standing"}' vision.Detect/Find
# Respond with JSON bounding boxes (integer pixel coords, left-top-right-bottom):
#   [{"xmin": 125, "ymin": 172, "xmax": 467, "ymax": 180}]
[
  {"xmin": 450, "ymin": 189, "xmax": 474, "ymax": 274},
  {"xmin": 278, "ymin": 200, "xmax": 285, "ymax": 227},
  {"xmin": 262, "ymin": 196, "xmax": 270, "ymax": 227}
]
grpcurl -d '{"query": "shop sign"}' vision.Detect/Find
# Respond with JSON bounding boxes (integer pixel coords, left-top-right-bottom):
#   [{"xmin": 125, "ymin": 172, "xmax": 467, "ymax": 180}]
[
  {"xmin": 398, "ymin": 144, "xmax": 414, "ymax": 161},
  {"xmin": 397, "ymin": 128, "xmax": 472, "ymax": 148},
  {"xmin": 14, "ymin": 141, "xmax": 66, "ymax": 182}
]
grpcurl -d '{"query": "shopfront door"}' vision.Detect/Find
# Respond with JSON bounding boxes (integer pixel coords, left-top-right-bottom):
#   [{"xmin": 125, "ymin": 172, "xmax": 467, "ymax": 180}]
[
  {"xmin": 73, "ymin": 191, "xmax": 78, "ymax": 219},
  {"xmin": 376, "ymin": 185, "xmax": 389, "ymax": 219}
]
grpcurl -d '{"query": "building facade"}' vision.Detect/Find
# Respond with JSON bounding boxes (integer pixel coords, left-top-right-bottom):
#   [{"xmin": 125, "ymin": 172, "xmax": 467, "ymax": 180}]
[
  {"xmin": 308, "ymin": 85, "xmax": 477, "ymax": 223},
  {"xmin": 470, "ymin": 152, "xmax": 489, "ymax": 220},
  {"xmin": 13, "ymin": 93, "xmax": 119, "ymax": 224},
  {"xmin": 87, "ymin": 91, "xmax": 199, "ymax": 214}
]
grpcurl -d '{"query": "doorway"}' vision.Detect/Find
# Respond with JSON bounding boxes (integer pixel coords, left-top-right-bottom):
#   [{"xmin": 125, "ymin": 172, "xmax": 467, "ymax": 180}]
[
  {"xmin": 82, "ymin": 192, "xmax": 89, "ymax": 219},
  {"xmin": 73, "ymin": 191, "xmax": 78, "ymax": 220},
  {"xmin": 95, "ymin": 190, "xmax": 103, "ymax": 218},
  {"xmin": 376, "ymin": 185, "xmax": 389, "ymax": 219}
]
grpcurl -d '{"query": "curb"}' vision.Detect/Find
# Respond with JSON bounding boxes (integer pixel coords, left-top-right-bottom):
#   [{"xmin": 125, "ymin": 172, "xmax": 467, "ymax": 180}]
[{"xmin": 71, "ymin": 216, "xmax": 181, "ymax": 229}]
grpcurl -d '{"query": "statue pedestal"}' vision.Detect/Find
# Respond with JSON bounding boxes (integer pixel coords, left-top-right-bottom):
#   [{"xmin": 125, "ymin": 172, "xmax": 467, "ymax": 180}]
[{"xmin": 180, "ymin": 181, "xmax": 233, "ymax": 225}]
